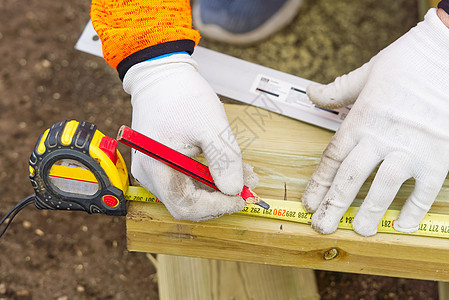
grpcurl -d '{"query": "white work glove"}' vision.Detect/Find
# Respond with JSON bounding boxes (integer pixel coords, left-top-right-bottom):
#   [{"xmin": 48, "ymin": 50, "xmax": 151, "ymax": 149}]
[
  {"xmin": 301, "ymin": 9, "xmax": 449, "ymax": 236},
  {"xmin": 123, "ymin": 53, "xmax": 257, "ymax": 221}
]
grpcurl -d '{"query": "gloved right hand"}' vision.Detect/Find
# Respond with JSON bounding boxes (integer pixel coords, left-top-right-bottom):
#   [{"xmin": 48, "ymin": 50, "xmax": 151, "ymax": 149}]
[{"xmin": 123, "ymin": 53, "xmax": 258, "ymax": 221}]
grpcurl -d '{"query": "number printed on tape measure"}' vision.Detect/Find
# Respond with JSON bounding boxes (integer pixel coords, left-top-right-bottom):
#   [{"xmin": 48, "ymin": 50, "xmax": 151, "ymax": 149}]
[
  {"xmin": 126, "ymin": 194, "xmax": 161, "ymax": 203},
  {"xmin": 297, "ymin": 212, "xmax": 312, "ymax": 220},
  {"xmin": 242, "ymin": 204, "xmax": 312, "ymax": 223}
]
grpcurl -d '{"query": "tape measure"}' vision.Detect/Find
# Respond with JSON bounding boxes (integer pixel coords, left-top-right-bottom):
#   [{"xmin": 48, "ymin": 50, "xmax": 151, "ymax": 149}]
[
  {"xmin": 29, "ymin": 120, "xmax": 130, "ymax": 215},
  {"xmin": 124, "ymin": 186, "xmax": 449, "ymax": 239},
  {"xmin": 25, "ymin": 120, "xmax": 449, "ymax": 239}
]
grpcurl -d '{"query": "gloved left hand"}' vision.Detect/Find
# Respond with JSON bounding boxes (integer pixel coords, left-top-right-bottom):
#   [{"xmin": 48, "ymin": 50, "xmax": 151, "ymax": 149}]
[{"xmin": 301, "ymin": 9, "xmax": 449, "ymax": 236}]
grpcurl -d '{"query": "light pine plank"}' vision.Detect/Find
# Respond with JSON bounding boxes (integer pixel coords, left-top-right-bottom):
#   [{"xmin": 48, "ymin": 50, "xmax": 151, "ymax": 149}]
[
  {"xmin": 157, "ymin": 255, "xmax": 319, "ymax": 300},
  {"xmin": 128, "ymin": 104, "xmax": 449, "ymax": 282},
  {"xmin": 438, "ymin": 281, "xmax": 449, "ymax": 299},
  {"xmin": 128, "ymin": 202, "xmax": 449, "ymax": 281}
]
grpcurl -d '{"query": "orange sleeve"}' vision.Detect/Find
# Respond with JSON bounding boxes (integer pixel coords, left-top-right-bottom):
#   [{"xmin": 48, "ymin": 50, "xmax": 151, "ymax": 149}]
[{"xmin": 91, "ymin": 0, "xmax": 201, "ymax": 79}]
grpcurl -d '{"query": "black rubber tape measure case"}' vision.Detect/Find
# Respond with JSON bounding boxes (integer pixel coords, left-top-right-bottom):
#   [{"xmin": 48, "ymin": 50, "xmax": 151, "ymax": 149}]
[{"xmin": 28, "ymin": 120, "xmax": 130, "ymax": 215}]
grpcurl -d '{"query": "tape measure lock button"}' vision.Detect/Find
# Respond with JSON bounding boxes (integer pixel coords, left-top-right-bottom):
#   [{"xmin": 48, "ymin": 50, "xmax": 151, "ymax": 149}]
[
  {"xmin": 99, "ymin": 136, "xmax": 118, "ymax": 164},
  {"xmin": 102, "ymin": 195, "xmax": 119, "ymax": 208}
]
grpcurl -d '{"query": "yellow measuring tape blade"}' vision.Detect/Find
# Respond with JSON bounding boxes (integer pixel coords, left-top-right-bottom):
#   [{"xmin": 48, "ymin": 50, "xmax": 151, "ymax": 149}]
[{"xmin": 124, "ymin": 186, "xmax": 449, "ymax": 239}]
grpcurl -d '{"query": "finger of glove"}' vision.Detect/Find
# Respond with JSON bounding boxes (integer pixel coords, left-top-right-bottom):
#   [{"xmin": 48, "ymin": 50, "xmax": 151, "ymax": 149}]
[
  {"xmin": 242, "ymin": 163, "xmax": 258, "ymax": 190},
  {"xmin": 394, "ymin": 174, "xmax": 446, "ymax": 233},
  {"xmin": 301, "ymin": 130, "xmax": 357, "ymax": 213},
  {"xmin": 307, "ymin": 61, "xmax": 371, "ymax": 109},
  {"xmin": 131, "ymin": 152, "xmax": 245, "ymax": 221},
  {"xmin": 163, "ymin": 169, "xmax": 246, "ymax": 221},
  {"xmin": 352, "ymin": 155, "xmax": 410, "ymax": 236},
  {"xmin": 310, "ymin": 143, "xmax": 381, "ymax": 234},
  {"xmin": 200, "ymin": 131, "xmax": 244, "ymax": 196}
]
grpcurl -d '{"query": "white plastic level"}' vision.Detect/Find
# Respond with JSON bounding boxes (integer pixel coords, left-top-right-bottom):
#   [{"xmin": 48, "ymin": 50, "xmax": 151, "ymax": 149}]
[{"xmin": 75, "ymin": 21, "xmax": 349, "ymax": 131}]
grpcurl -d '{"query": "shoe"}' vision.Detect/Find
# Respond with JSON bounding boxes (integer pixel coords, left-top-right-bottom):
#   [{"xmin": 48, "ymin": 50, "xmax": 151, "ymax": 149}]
[{"xmin": 192, "ymin": 0, "xmax": 303, "ymax": 45}]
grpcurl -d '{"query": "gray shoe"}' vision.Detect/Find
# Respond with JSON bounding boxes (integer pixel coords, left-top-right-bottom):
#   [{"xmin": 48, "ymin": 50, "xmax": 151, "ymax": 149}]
[{"xmin": 193, "ymin": 0, "xmax": 303, "ymax": 45}]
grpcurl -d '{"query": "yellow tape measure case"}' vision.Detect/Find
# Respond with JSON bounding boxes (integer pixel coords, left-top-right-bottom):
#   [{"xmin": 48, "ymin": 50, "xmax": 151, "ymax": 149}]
[{"xmin": 29, "ymin": 120, "xmax": 129, "ymax": 216}]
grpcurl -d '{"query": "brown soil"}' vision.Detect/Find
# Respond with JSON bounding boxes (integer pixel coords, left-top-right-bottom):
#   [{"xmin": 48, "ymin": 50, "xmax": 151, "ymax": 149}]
[{"xmin": 0, "ymin": 0, "xmax": 439, "ymax": 299}]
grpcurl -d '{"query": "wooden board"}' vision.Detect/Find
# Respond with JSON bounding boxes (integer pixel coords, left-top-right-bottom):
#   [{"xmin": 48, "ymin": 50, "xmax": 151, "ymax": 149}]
[
  {"xmin": 127, "ymin": 201, "xmax": 449, "ymax": 281},
  {"xmin": 156, "ymin": 255, "xmax": 319, "ymax": 300},
  {"xmin": 127, "ymin": 103, "xmax": 449, "ymax": 281}
]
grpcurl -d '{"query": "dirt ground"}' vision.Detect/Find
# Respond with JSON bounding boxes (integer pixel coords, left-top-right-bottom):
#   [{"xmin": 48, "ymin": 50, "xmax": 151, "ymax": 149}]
[{"xmin": 0, "ymin": 0, "xmax": 440, "ymax": 299}]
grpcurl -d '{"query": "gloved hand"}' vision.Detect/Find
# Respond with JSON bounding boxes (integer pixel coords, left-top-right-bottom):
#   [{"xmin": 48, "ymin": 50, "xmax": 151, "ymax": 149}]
[
  {"xmin": 123, "ymin": 53, "xmax": 257, "ymax": 221},
  {"xmin": 301, "ymin": 8, "xmax": 449, "ymax": 236}
]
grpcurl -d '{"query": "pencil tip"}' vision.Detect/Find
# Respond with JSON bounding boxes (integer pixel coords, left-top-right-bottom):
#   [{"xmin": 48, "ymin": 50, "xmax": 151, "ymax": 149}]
[
  {"xmin": 244, "ymin": 189, "xmax": 270, "ymax": 209},
  {"xmin": 256, "ymin": 200, "xmax": 270, "ymax": 210}
]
